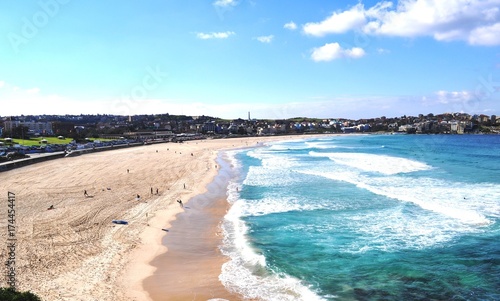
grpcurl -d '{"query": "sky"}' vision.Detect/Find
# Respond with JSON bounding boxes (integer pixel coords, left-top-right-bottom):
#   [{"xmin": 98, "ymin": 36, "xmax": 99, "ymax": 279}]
[{"xmin": 1, "ymin": 0, "xmax": 499, "ymax": 120}]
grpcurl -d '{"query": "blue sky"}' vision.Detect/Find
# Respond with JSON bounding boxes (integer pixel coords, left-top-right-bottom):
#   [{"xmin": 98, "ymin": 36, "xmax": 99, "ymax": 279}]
[{"xmin": 1, "ymin": 0, "xmax": 499, "ymax": 119}]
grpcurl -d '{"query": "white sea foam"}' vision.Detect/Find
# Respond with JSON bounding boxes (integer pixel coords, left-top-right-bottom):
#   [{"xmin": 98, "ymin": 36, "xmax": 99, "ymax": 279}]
[
  {"xmin": 220, "ymin": 137, "xmax": 500, "ymax": 299},
  {"xmin": 365, "ymin": 177, "xmax": 494, "ymax": 225},
  {"xmin": 224, "ymin": 200, "xmax": 267, "ymax": 267},
  {"xmin": 305, "ymin": 141, "xmax": 336, "ymax": 149},
  {"xmin": 226, "ymin": 180, "xmax": 242, "ymax": 204},
  {"xmin": 302, "ymin": 168, "xmax": 495, "ymax": 226},
  {"xmin": 309, "ymin": 151, "xmax": 432, "ymax": 175},
  {"xmin": 268, "ymin": 143, "xmax": 312, "ymax": 151},
  {"xmin": 224, "ymin": 149, "xmax": 243, "ymax": 170},
  {"xmin": 341, "ymin": 206, "xmax": 473, "ymax": 252},
  {"xmin": 247, "ymin": 149, "xmax": 298, "ymax": 169},
  {"xmin": 243, "ymin": 166, "xmax": 297, "ymax": 187},
  {"xmin": 236, "ymin": 196, "xmax": 333, "ymax": 217},
  {"xmin": 220, "ymin": 200, "xmax": 326, "ymax": 301}
]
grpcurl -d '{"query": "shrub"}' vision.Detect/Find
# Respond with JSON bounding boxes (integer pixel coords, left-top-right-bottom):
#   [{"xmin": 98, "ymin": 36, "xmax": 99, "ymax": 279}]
[{"xmin": 0, "ymin": 287, "xmax": 42, "ymax": 301}]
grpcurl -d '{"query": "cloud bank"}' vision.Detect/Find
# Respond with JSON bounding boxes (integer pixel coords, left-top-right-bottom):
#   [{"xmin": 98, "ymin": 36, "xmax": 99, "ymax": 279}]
[{"xmin": 303, "ymin": 0, "xmax": 500, "ymax": 46}]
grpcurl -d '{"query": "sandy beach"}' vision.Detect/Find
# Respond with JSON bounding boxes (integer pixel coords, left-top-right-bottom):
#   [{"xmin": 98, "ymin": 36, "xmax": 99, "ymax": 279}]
[{"xmin": 0, "ymin": 135, "xmax": 306, "ymax": 300}]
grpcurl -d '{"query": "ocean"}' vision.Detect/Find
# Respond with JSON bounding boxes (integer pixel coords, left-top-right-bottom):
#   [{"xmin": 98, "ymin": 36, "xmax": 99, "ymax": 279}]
[{"xmin": 218, "ymin": 134, "xmax": 500, "ymax": 301}]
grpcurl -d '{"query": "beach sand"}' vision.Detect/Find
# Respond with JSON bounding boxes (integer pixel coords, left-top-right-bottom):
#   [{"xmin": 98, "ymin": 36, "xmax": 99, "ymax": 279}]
[{"xmin": 0, "ymin": 135, "xmax": 307, "ymax": 301}]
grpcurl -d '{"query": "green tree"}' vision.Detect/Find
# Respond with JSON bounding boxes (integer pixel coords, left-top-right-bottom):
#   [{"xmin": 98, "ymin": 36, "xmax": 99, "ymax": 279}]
[
  {"xmin": 10, "ymin": 126, "xmax": 30, "ymax": 139},
  {"xmin": 0, "ymin": 287, "xmax": 42, "ymax": 301}
]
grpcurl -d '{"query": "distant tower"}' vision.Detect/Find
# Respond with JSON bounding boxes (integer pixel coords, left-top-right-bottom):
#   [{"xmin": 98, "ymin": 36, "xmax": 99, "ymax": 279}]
[{"xmin": 248, "ymin": 111, "xmax": 251, "ymax": 121}]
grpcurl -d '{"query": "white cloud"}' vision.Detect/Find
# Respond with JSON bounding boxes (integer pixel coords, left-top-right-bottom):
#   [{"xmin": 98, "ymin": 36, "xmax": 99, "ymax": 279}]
[
  {"xmin": 213, "ymin": 0, "xmax": 237, "ymax": 7},
  {"xmin": 0, "ymin": 82, "xmax": 80, "ymax": 116},
  {"xmin": 196, "ymin": 31, "xmax": 235, "ymax": 39},
  {"xmin": 311, "ymin": 43, "xmax": 366, "ymax": 62},
  {"xmin": 468, "ymin": 22, "xmax": 500, "ymax": 45},
  {"xmin": 0, "ymin": 82, "xmax": 40, "ymax": 95},
  {"xmin": 303, "ymin": 4, "xmax": 366, "ymax": 36},
  {"xmin": 256, "ymin": 35, "xmax": 274, "ymax": 43},
  {"xmin": 284, "ymin": 21, "xmax": 297, "ymax": 30},
  {"xmin": 418, "ymin": 89, "xmax": 493, "ymax": 114},
  {"xmin": 303, "ymin": 0, "xmax": 500, "ymax": 46},
  {"xmin": 435, "ymin": 90, "xmax": 474, "ymax": 104}
]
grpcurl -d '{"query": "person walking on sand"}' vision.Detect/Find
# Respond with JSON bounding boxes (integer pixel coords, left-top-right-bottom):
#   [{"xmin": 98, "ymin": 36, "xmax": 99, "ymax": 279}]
[
  {"xmin": 84, "ymin": 190, "xmax": 88, "ymax": 197},
  {"xmin": 177, "ymin": 199, "xmax": 183, "ymax": 208},
  {"xmin": 151, "ymin": 187, "xmax": 153, "ymax": 194}
]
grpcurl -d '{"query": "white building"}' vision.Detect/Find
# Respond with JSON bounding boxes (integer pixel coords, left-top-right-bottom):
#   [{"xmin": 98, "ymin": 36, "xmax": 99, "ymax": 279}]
[{"xmin": 4, "ymin": 120, "xmax": 53, "ymax": 135}]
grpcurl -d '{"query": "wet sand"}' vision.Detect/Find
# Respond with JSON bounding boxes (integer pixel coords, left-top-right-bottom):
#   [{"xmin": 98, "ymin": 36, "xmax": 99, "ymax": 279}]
[
  {"xmin": 145, "ymin": 197, "xmax": 235, "ymax": 301},
  {"xmin": 144, "ymin": 160, "xmax": 240, "ymax": 300}
]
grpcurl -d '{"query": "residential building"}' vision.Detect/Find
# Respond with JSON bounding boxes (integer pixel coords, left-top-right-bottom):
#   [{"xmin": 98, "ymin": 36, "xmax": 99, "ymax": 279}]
[{"xmin": 4, "ymin": 120, "xmax": 53, "ymax": 135}]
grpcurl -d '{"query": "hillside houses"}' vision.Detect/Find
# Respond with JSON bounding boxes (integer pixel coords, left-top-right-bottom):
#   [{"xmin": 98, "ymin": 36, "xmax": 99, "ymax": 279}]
[{"xmin": 1, "ymin": 112, "xmax": 499, "ymax": 140}]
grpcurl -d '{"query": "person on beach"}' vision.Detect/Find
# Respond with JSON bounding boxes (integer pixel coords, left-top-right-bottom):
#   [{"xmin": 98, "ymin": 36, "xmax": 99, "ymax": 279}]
[
  {"xmin": 177, "ymin": 199, "xmax": 183, "ymax": 208},
  {"xmin": 127, "ymin": 169, "xmax": 129, "ymax": 173},
  {"xmin": 84, "ymin": 190, "xmax": 88, "ymax": 197},
  {"xmin": 151, "ymin": 187, "xmax": 153, "ymax": 194},
  {"xmin": 156, "ymin": 188, "xmax": 159, "ymax": 195}
]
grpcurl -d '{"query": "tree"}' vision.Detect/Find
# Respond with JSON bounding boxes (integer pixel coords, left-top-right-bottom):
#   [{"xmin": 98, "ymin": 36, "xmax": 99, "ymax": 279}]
[
  {"xmin": 10, "ymin": 125, "xmax": 30, "ymax": 139},
  {"xmin": 0, "ymin": 287, "xmax": 42, "ymax": 301},
  {"xmin": 237, "ymin": 126, "xmax": 247, "ymax": 135}
]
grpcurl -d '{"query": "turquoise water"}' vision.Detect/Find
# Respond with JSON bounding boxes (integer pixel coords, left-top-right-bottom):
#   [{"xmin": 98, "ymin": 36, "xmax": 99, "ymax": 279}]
[{"xmin": 219, "ymin": 134, "xmax": 500, "ymax": 301}]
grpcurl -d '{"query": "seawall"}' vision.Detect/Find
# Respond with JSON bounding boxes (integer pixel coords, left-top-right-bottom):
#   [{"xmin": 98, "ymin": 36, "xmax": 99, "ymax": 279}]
[{"xmin": 0, "ymin": 142, "xmax": 146, "ymax": 173}]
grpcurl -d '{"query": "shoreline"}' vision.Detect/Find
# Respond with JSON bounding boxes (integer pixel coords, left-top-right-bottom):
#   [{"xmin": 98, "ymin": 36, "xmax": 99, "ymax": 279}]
[
  {"xmin": 0, "ymin": 135, "xmax": 321, "ymax": 301},
  {"xmin": 143, "ymin": 154, "xmax": 242, "ymax": 300},
  {"xmin": 129, "ymin": 136, "xmax": 314, "ymax": 301}
]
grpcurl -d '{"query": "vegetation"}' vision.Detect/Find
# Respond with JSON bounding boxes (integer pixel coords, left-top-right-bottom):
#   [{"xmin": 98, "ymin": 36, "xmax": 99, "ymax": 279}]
[
  {"xmin": 0, "ymin": 287, "xmax": 42, "ymax": 301},
  {"xmin": 0, "ymin": 137, "xmax": 73, "ymax": 146},
  {"xmin": 9, "ymin": 125, "xmax": 29, "ymax": 139}
]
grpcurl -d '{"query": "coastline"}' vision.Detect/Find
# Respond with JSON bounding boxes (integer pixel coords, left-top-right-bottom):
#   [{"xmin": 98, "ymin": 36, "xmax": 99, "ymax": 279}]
[
  {"xmin": 0, "ymin": 135, "xmax": 314, "ymax": 301},
  {"xmin": 127, "ymin": 135, "xmax": 324, "ymax": 301},
  {"xmin": 142, "ymin": 154, "xmax": 242, "ymax": 300}
]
